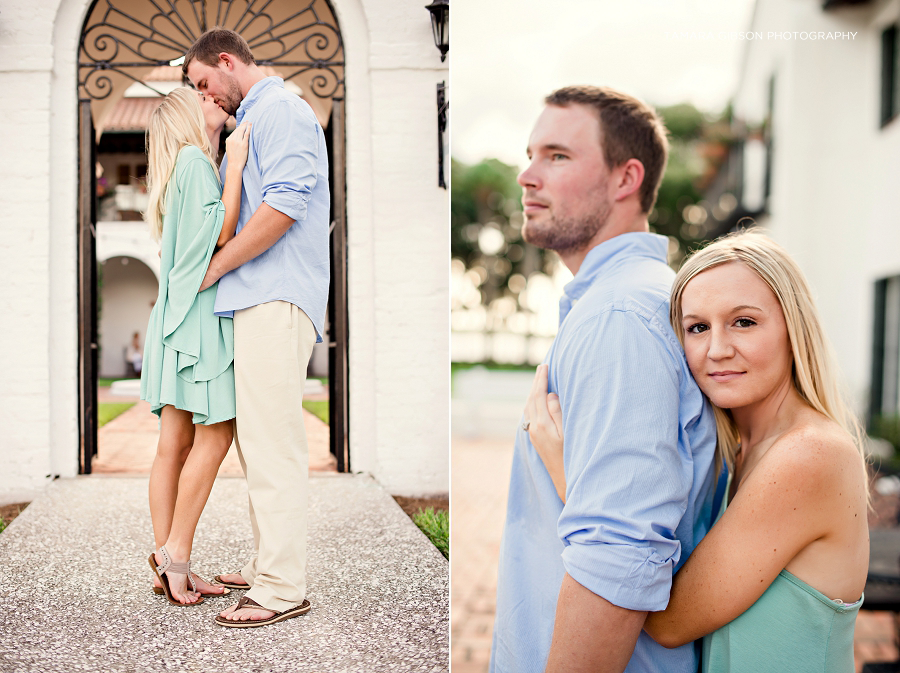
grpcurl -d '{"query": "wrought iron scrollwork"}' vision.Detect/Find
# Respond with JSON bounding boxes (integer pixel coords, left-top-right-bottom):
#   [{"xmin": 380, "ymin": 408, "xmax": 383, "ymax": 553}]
[
  {"xmin": 437, "ymin": 81, "xmax": 448, "ymax": 189},
  {"xmin": 78, "ymin": 0, "xmax": 345, "ymax": 101}
]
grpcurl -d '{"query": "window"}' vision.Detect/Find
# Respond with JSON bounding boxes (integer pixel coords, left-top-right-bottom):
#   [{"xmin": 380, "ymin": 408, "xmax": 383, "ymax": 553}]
[
  {"xmin": 763, "ymin": 75, "xmax": 775, "ymax": 204},
  {"xmin": 871, "ymin": 276, "xmax": 900, "ymax": 424}
]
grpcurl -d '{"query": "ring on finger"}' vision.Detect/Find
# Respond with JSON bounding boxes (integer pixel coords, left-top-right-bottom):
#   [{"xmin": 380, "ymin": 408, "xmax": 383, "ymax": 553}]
[{"xmin": 522, "ymin": 420, "xmax": 530, "ymax": 432}]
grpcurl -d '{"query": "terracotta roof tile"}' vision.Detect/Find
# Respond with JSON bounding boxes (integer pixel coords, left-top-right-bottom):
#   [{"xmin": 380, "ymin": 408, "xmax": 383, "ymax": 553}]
[
  {"xmin": 144, "ymin": 65, "xmax": 182, "ymax": 82},
  {"xmin": 102, "ymin": 97, "xmax": 163, "ymax": 132}
]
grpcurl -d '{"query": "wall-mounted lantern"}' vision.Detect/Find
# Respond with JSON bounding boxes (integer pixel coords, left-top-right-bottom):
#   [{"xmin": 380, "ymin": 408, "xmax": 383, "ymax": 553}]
[{"xmin": 426, "ymin": 0, "xmax": 449, "ymax": 62}]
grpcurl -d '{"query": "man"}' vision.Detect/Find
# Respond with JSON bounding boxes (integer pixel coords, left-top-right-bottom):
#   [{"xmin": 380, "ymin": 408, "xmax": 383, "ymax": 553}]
[
  {"xmin": 183, "ymin": 28, "xmax": 329, "ymax": 627},
  {"xmin": 490, "ymin": 86, "xmax": 720, "ymax": 672}
]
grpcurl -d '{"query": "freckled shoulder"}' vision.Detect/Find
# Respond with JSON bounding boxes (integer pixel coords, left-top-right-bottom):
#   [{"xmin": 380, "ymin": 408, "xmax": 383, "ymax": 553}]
[{"xmin": 755, "ymin": 414, "xmax": 864, "ymax": 501}]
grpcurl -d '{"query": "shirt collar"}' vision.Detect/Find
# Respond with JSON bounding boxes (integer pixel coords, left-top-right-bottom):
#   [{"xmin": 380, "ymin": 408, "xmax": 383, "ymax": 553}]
[
  {"xmin": 559, "ymin": 232, "xmax": 669, "ymax": 324},
  {"xmin": 235, "ymin": 76, "xmax": 284, "ymax": 123}
]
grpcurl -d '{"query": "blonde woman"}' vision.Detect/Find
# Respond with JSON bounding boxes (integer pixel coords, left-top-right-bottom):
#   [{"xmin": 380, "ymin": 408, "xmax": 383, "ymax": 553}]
[
  {"xmin": 526, "ymin": 231, "xmax": 868, "ymax": 672},
  {"xmin": 140, "ymin": 86, "xmax": 251, "ymax": 606}
]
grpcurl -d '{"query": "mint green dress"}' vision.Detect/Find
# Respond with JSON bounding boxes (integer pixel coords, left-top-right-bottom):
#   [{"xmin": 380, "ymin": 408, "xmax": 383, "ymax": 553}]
[
  {"xmin": 140, "ymin": 145, "xmax": 235, "ymax": 425},
  {"xmin": 701, "ymin": 479, "xmax": 862, "ymax": 673}
]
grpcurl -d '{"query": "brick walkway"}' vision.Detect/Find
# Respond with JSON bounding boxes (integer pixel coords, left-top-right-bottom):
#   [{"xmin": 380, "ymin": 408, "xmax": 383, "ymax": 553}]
[
  {"xmin": 94, "ymin": 387, "xmax": 336, "ymax": 475},
  {"xmin": 450, "ymin": 436, "xmax": 898, "ymax": 673},
  {"xmin": 451, "ymin": 435, "xmax": 514, "ymax": 672}
]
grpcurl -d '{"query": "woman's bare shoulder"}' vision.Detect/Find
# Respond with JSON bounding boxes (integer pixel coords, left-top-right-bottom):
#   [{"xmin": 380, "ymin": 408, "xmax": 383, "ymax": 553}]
[{"xmin": 757, "ymin": 413, "xmax": 863, "ymax": 494}]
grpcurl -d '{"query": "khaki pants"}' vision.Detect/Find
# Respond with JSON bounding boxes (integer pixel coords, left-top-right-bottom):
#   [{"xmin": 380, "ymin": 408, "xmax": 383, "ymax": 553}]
[{"xmin": 233, "ymin": 301, "xmax": 316, "ymax": 612}]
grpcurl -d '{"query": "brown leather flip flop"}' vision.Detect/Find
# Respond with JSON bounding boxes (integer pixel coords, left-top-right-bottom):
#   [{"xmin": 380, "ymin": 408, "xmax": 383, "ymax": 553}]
[
  {"xmin": 152, "ymin": 582, "xmax": 230, "ymax": 597},
  {"xmin": 214, "ymin": 596, "xmax": 311, "ymax": 628},
  {"xmin": 213, "ymin": 574, "xmax": 251, "ymax": 590}
]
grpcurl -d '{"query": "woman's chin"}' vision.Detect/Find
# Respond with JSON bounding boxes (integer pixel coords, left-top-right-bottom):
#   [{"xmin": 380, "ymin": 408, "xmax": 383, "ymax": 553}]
[{"xmin": 699, "ymin": 388, "xmax": 748, "ymax": 411}]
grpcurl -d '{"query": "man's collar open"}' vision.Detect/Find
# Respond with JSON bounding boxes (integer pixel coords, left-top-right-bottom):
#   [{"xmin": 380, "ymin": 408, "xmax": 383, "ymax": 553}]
[
  {"xmin": 563, "ymin": 232, "xmax": 669, "ymax": 305},
  {"xmin": 236, "ymin": 76, "xmax": 284, "ymax": 123}
]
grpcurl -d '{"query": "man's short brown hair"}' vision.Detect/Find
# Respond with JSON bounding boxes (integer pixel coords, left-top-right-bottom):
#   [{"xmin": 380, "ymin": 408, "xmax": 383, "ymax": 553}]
[
  {"xmin": 545, "ymin": 86, "xmax": 669, "ymax": 213},
  {"xmin": 183, "ymin": 28, "xmax": 255, "ymax": 77}
]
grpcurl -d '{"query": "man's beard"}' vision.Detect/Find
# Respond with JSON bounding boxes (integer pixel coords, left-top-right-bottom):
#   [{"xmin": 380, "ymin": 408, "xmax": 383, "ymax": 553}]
[
  {"xmin": 522, "ymin": 199, "xmax": 611, "ymax": 255},
  {"xmin": 217, "ymin": 76, "xmax": 244, "ymax": 116}
]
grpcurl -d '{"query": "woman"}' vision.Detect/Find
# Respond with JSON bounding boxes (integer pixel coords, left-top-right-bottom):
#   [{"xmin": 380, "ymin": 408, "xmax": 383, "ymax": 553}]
[
  {"xmin": 526, "ymin": 230, "xmax": 868, "ymax": 671},
  {"xmin": 140, "ymin": 86, "xmax": 251, "ymax": 606}
]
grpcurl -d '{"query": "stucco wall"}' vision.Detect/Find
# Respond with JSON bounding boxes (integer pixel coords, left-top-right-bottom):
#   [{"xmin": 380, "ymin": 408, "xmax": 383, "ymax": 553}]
[
  {"xmin": 734, "ymin": 0, "xmax": 900, "ymax": 417},
  {"xmin": 0, "ymin": 0, "xmax": 449, "ymax": 500},
  {"xmin": 0, "ymin": 1, "xmax": 60, "ymax": 500}
]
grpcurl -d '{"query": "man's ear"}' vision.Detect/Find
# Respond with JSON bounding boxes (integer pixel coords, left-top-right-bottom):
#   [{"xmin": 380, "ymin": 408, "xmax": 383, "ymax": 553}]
[
  {"xmin": 613, "ymin": 158, "xmax": 645, "ymax": 204},
  {"xmin": 218, "ymin": 52, "xmax": 234, "ymax": 70}
]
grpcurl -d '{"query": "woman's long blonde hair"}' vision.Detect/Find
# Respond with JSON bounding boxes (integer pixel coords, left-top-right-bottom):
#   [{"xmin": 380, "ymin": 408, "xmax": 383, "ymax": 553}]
[
  {"xmin": 144, "ymin": 87, "xmax": 219, "ymax": 241},
  {"xmin": 670, "ymin": 230, "xmax": 865, "ymax": 472}
]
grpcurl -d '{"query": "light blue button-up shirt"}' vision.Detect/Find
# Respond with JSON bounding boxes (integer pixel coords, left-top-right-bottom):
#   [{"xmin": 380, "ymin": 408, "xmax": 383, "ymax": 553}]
[
  {"xmin": 490, "ymin": 233, "xmax": 721, "ymax": 673},
  {"xmin": 215, "ymin": 76, "xmax": 330, "ymax": 342}
]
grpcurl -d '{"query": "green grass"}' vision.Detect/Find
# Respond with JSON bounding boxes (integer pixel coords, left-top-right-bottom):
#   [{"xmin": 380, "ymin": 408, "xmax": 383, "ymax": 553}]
[
  {"xmin": 0, "ymin": 503, "xmax": 28, "ymax": 535},
  {"xmin": 451, "ymin": 361, "xmax": 537, "ymax": 394},
  {"xmin": 451, "ymin": 362, "xmax": 536, "ymax": 375},
  {"xmin": 99, "ymin": 402, "xmax": 136, "ymax": 427},
  {"xmin": 413, "ymin": 507, "xmax": 449, "ymax": 559},
  {"xmin": 302, "ymin": 399, "xmax": 329, "ymax": 424}
]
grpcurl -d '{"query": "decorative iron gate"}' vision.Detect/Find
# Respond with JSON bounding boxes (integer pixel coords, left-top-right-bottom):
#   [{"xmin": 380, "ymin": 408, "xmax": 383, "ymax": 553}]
[
  {"xmin": 77, "ymin": 0, "xmax": 350, "ymax": 471},
  {"xmin": 78, "ymin": 101, "xmax": 99, "ymax": 475}
]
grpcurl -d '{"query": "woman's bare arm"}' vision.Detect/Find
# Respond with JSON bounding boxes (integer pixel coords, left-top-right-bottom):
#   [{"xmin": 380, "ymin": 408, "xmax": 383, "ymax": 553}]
[{"xmin": 643, "ymin": 430, "xmax": 850, "ymax": 647}]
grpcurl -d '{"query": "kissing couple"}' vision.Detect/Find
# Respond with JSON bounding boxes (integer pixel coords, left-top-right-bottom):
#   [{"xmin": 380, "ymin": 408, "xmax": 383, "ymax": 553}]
[{"xmin": 138, "ymin": 27, "xmax": 329, "ymax": 628}]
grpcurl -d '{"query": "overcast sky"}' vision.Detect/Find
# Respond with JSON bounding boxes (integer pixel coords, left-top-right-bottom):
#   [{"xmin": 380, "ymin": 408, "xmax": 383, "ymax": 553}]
[{"xmin": 452, "ymin": 0, "xmax": 757, "ymax": 167}]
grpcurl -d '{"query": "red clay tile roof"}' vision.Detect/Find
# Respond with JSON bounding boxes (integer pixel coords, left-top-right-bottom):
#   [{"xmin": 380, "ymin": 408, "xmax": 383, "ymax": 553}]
[
  {"xmin": 102, "ymin": 97, "xmax": 163, "ymax": 132},
  {"xmin": 144, "ymin": 65, "xmax": 182, "ymax": 81}
]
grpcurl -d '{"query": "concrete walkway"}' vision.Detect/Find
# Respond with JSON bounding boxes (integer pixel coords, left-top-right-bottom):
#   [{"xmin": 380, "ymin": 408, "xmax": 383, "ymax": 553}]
[{"xmin": 0, "ymin": 475, "xmax": 448, "ymax": 672}]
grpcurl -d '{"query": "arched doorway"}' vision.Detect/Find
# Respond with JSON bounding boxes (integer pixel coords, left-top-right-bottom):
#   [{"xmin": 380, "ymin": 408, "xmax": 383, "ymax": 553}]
[
  {"xmin": 76, "ymin": 0, "xmax": 349, "ymax": 474},
  {"xmin": 97, "ymin": 255, "xmax": 158, "ymax": 379}
]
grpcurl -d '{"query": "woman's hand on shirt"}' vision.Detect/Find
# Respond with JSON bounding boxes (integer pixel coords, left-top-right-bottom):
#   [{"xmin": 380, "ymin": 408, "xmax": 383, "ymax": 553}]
[
  {"xmin": 525, "ymin": 363, "xmax": 567, "ymax": 502},
  {"xmin": 225, "ymin": 122, "xmax": 252, "ymax": 170}
]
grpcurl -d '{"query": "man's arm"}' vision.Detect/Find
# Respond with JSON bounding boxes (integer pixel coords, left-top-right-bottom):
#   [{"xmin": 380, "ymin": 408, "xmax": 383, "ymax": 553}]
[
  {"xmin": 199, "ymin": 99, "xmax": 321, "ymax": 292},
  {"xmin": 548, "ymin": 308, "xmax": 690, "ymax": 670},
  {"xmin": 199, "ymin": 202, "xmax": 292, "ymax": 291},
  {"xmin": 546, "ymin": 574, "xmax": 647, "ymax": 673}
]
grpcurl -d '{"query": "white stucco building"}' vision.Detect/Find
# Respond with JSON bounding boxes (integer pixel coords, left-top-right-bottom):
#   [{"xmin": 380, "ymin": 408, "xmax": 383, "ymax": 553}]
[
  {"xmin": 0, "ymin": 0, "xmax": 449, "ymax": 500},
  {"xmin": 726, "ymin": 0, "xmax": 900, "ymax": 425}
]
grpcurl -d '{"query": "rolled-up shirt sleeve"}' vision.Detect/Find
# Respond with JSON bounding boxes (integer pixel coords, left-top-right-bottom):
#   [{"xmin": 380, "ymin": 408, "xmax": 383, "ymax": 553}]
[
  {"xmin": 555, "ymin": 306, "xmax": 689, "ymax": 612},
  {"xmin": 256, "ymin": 100, "xmax": 319, "ymax": 223}
]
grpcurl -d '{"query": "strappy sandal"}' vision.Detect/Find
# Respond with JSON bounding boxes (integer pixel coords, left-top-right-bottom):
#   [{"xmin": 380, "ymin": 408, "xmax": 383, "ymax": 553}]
[
  {"xmin": 213, "ymin": 574, "xmax": 250, "ymax": 590},
  {"xmin": 147, "ymin": 546, "xmax": 205, "ymax": 607},
  {"xmin": 214, "ymin": 596, "xmax": 311, "ymax": 628},
  {"xmin": 152, "ymin": 574, "xmax": 231, "ymax": 597}
]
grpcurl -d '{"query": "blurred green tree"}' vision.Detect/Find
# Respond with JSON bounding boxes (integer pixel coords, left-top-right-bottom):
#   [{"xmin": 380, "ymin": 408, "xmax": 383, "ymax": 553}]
[{"xmin": 451, "ymin": 158, "xmax": 549, "ymax": 308}]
